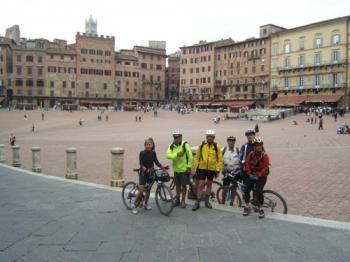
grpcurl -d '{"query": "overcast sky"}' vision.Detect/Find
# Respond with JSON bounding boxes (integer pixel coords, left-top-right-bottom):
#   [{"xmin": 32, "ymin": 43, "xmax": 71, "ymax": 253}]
[{"xmin": 1, "ymin": 0, "xmax": 349, "ymax": 54}]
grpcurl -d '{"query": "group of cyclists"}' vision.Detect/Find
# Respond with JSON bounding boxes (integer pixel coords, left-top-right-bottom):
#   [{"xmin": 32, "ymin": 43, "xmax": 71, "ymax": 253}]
[{"xmin": 131, "ymin": 128, "xmax": 270, "ymax": 219}]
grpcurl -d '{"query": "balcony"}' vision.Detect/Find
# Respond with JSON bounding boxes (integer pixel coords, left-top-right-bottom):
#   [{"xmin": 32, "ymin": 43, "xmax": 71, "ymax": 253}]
[{"xmin": 277, "ymin": 59, "xmax": 347, "ymax": 74}]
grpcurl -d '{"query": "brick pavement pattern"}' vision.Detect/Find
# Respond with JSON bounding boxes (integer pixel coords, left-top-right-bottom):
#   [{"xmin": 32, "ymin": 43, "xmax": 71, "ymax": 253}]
[
  {"xmin": 1, "ymin": 166, "xmax": 350, "ymax": 262},
  {"xmin": 0, "ymin": 110, "xmax": 350, "ymax": 221}
]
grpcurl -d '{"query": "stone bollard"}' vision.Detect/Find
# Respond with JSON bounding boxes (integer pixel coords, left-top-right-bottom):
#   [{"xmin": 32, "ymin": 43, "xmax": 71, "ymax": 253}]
[
  {"xmin": 66, "ymin": 148, "xmax": 78, "ymax": 179},
  {"xmin": 110, "ymin": 148, "xmax": 125, "ymax": 187},
  {"xmin": 31, "ymin": 147, "xmax": 42, "ymax": 173},
  {"xmin": 0, "ymin": 144, "xmax": 5, "ymax": 163},
  {"xmin": 12, "ymin": 145, "xmax": 21, "ymax": 167}
]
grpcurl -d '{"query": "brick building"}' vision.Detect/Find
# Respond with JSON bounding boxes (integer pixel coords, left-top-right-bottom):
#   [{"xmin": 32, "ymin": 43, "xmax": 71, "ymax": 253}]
[{"xmin": 166, "ymin": 51, "xmax": 181, "ymax": 101}]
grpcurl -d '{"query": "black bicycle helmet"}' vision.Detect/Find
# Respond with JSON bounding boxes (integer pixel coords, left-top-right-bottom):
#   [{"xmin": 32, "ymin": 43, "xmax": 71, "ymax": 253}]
[{"xmin": 227, "ymin": 136, "xmax": 236, "ymax": 141}]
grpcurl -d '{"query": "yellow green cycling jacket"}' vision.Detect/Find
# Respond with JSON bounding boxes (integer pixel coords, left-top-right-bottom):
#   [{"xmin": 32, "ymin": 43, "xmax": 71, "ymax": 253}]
[
  {"xmin": 166, "ymin": 141, "xmax": 193, "ymax": 173},
  {"xmin": 196, "ymin": 142, "xmax": 223, "ymax": 172}
]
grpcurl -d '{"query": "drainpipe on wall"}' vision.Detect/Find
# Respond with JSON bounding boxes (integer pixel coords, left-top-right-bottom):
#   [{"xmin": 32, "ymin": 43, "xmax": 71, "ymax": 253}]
[{"xmin": 345, "ymin": 17, "xmax": 349, "ymax": 108}]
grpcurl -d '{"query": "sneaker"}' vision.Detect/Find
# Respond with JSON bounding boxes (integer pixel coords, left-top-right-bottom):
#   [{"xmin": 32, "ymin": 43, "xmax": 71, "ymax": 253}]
[
  {"xmin": 258, "ymin": 209, "xmax": 265, "ymax": 219},
  {"xmin": 181, "ymin": 200, "xmax": 186, "ymax": 208},
  {"xmin": 144, "ymin": 204, "xmax": 152, "ymax": 211},
  {"xmin": 243, "ymin": 206, "xmax": 250, "ymax": 216},
  {"xmin": 173, "ymin": 197, "xmax": 180, "ymax": 207},
  {"xmin": 205, "ymin": 200, "xmax": 212, "ymax": 209},
  {"xmin": 131, "ymin": 204, "xmax": 138, "ymax": 215},
  {"xmin": 192, "ymin": 201, "xmax": 200, "ymax": 211}
]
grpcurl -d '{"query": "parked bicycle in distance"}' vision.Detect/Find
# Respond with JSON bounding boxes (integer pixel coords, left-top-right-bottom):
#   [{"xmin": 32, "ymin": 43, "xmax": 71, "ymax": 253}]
[
  {"xmin": 122, "ymin": 167, "xmax": 174, "ymax": 216},
  {"xmin": 216, "ymin": 171, "xmax": 288, "ymax": 214}
]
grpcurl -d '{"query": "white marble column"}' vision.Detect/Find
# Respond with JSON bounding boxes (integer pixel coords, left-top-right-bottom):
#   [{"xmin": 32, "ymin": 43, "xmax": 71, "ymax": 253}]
[
  {"xmin": 0, "ymin": 144, "xmax": 5, "ymax": 163},
  {"xmin": 31, "ymin": 147, "xmax": 42, "ymax": 173},
  {"xmin": 110, "ymin": 148, "xmax": 125, "ymax": 187},
  {"xmin": 12, "ymin": 145, "xmax": 21, "ymax": 167},
  {"xmin": 66, "ymin": 148, "xmax": 78, "ymax": 179}
]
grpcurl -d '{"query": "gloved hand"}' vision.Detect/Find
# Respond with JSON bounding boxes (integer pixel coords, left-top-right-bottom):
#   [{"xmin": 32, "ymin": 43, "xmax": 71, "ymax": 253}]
[
  {"xmin": 249, "ymin": 174, "xmax": 259, "ymax": 181},
  {"xmin": 141, "ymin": 165, "xmax": 147, "ymax": 172}
]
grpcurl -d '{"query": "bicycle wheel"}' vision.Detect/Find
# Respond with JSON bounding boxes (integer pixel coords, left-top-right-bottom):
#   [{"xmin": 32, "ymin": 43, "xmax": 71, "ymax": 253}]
[
  {"xmin": 262, "ymin": 190, "xmax": 288, "ymax": 214},
  {"xmin": 122, "ymin": 181, "xmax": 138, "ymax": 210},
  {"xmin": 155, "ymin": 184, "xmax": 174, "ymax": 216},
  {"xmin": 210, "ymin": 180, "xmax": 222, "ymax": 202},
  {"xmin": 216, "ymin": 185, "xmax": 242, "ymax": 207}
]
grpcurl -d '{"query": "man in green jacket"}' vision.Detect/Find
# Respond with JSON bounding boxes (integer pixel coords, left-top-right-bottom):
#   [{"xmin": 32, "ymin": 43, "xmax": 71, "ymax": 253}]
[{"xmin": 166, "ymin": 130, "xmax": 193, "ymax": 208}]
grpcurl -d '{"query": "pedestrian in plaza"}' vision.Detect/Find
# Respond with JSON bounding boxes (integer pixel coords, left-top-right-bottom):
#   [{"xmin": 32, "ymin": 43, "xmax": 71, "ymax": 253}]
[
  {"xmin": 243, "ymin": 137, "xmax": 270, "ymax": 219},
  {"xmin": 32, "ymin": 124, "xmax": 35, "ymax": 132},
  {"xmin": 166, "ymin": 130, "xmax": 193, "ymax": 208},
  {"xmin": 139, "ymin": 116, "xmax": 141, "ymax": 122},
  {"xmin": 311, "ymin": 117, "xmax": 313, "ymax": 124},
  {"xmin": 41, "ymin": 113, "xmax": 44, "ymax": 120},
  {"xmin": 106, "ymin": 115, "xmax": 109, "ymax": 121},
  {"xmin": 24, "ymin": 114, "xmax": 28, "ymax": 120},
  {"xmin": 192, "ymin": 130, "xmax": 223, "ymax": 211},
  {"xmin": 135, "ymin": 116, "xmax": 138, "ymax": 122},
  {"xmin": 254, "ymin": 123, "xmax": 259, "ymax": 135},
  {"xmin": 220, "ymin": 136, "xmax": 241, "ymax": 205},
  {"xmin": 9, "ymin": 133, "xmax": 16, "ymax": 146},
  {"xmin": 318, "ymin": 116, "xmax": 323, "ymax": 130},
  {"xmin": 79, "ymin": 118, "xmax": 84, "ymax": 126}
]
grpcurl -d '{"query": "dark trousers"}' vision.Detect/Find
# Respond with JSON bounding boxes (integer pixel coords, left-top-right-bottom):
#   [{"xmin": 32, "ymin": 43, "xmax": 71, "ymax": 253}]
[{"xmin": 243, "ymin": 176, "xmax": 267, "ymax": 206}]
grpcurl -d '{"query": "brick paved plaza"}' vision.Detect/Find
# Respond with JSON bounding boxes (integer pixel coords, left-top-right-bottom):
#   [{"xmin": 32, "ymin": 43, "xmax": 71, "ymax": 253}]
[{"xmin": 0, "ymin": 110, "xmax": 349, "ymax": 222}]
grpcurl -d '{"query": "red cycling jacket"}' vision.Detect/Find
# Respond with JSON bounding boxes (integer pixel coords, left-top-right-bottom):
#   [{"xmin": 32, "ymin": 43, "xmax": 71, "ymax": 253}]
[{"xmin": 245, "ymin": 151, "xmax": 270, "ymax": 177}]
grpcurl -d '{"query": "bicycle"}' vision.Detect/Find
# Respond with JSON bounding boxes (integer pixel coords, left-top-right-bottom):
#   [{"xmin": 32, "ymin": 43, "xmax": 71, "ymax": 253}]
[
  {"xmin": 216, "ymin": 171, "xmax": 288, "ymax": 214},
  {"xmin": 122, "ymin": 167, "xmax": 174, "ymax": 216},
  {"xmin": 168, "ymin": 175, "xmax": 222, "ymax": 203}
]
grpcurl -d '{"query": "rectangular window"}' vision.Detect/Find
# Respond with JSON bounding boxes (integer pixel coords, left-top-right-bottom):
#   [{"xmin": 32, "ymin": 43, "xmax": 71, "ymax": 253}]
[
  {"xmin": 27, "ymin": 67, "xmax": 32, "ymax": 75},
  {"xmin": 315, "ymin": 37, "xmax": 323, "ymax": 48},
  {"xmin": 314, "ymin": 53, "xmax": 321, "ymax": 65},
  {"xmin": 284, "ymin": 77, "xmax": 290, "ymax": 89},
  {"xmin": 26, "ymin": 56, "xmax": 34, "ymax": 63},
  {"xmin": 298, "ymin": 76, "xmax": 304, "ymax": 88},
  {"xmin": 331, "ymin": 73, "xmax": 339, "ymax": 87},
  {"xmin": 260, "ymin": 65, "xmax": 265, "ymax": 72},
  {"xmin": 17, "ymin": 55, "xmax": 21, "ymax": 62},
  {"xmin": 156, "ymin": 64, "xmax": 162, "ymax": 70},
  {"xmin": 299, "ymin": 38, "xmax": 305, "ymax": 50},
  {"xmin": 38, "ymin": 56, "xmax": 43, "ymax": 63},
  {"xmin": 284, "ymin": 57, "xmax": 290, "ymax": 69},
  {"xmin": 284, "ymin": 42, "xmax": 291, "ymax": 53},
  {"xmin": 37, "ymin": 67, "xmax": 43, "ymax": 76},
  {"xmin": 71, "ymin": 82, "xmax": 75, "ymax": 88},
  {"xmin": 50, "ymin": 81, "xmax": 54, "ymax": 88},
  {"xmin": 298, "ymin": 55, "xmax": 305, "ymax": 67},
  {"xmin": 141, "ymin": 63, "xmax": 147, "ymax": 69},
  {"xmin": 16, "ymin": 66, "xmax": 22, "ymax": 75},
  {"xmin": 314, "ymin": 75, "xmax": 321, "ymax": 87},
  {"xmin": 15, "ymin": 79, "xmax": 23, "ymax": 87},
  {"xmin": 37, "ymin": 80, "xmax": 44, "ymax": 87},
  {"xmin": 85, "ymin": 82, "xmax": 89, "ymax": 89},
  {"xmin": 81, "ymin": 49, "xmax": 87, "ymax": 54},
  {"xmin": 332, "ymin": 34, "xmax": 340, "ymax": 45},
  {"xmin": 63, "ymin": 81, "xmax": 66, "ymax": 88},
  {"xmin": 208, "ymin": 77, "xmax": 211, "ymax": 83},
  {"xmin": 331, "ymin": 50, "xmax": 339, "ymax": 63},
  {"xmin": 272, "ymin": 44, "xmax": 278, "ymax": 55}
]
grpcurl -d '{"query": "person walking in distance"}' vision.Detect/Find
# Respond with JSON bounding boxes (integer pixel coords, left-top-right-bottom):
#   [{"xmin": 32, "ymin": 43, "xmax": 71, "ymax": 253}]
[
  {"xmin": 318, "ymin": 116, "xmax": 323, "ymax": 130},
  {"xmin": 10, "ymin": 133, "xmax": 16, "ymax": 146},
  {"xmin": 192, "ymin": 130, "xmax": 223, "ymax": 211},
  {"xmin": 166, "ymin": 130, "xmax": 193, "ymax": 208}
]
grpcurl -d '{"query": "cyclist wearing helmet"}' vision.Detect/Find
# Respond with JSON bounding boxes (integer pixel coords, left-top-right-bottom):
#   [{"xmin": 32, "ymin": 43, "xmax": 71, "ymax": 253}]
[
  {"xmin": 221, "ymin": 136, "xmax": 241, "ymax": 205},
  {"xmin": 192, "ymin": 130, "xmax": 223, "ymax": 211},
  {"xmin": 239, "ymin": 129, "xmax": 256, "ymax": 174},
  {"xmin": 166, "ymin": 130, "xmax": 193, "ymax": 208},
  {"xmin": 243, "ymin": 137, "xmax": 270, "ymax": 218}
]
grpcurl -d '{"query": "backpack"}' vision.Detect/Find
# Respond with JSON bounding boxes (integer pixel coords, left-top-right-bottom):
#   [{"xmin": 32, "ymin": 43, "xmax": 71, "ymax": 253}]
[
  {"xmin": 222, "ymin": 146, "xmax": 239, "ymax": 156},
  {"xmin": 170, "ymin": 141, "xmax": 189, "ymax": 164},
  {"xmin": 199, "ymin": 141, "xmax": 218, "ymax": 160}
]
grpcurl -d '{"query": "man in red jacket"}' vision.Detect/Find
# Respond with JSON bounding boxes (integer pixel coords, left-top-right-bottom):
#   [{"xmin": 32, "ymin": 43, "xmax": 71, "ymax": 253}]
[{"xmin": 243, "ymin": 137, "xmax": 270, "ymax": 218}]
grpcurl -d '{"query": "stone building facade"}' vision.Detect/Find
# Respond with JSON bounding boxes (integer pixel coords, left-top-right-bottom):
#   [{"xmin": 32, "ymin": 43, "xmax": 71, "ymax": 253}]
[
  {"xmin": 0, "ymin": 37, "xmax": 13, "ymax": 99},
  {"xmin": 166, "ymin": 51, "xmax": 180, "ymax": 101},
  {"xmin": 270, "ymin": 16, "xmax": 350, "ymax": 108}
]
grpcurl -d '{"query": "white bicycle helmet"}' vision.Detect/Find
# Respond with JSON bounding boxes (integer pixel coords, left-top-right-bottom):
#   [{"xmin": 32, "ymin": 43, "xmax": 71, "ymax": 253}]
[
  {"xmin": 173, "ymin": 129, "xmax": 182, "ymax": 136},
  {"xmin": 206, "ymin": 129, "xmax": 216, "ymax": 136}
]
